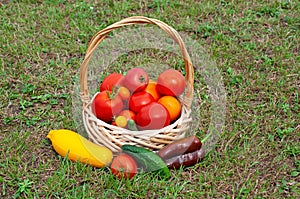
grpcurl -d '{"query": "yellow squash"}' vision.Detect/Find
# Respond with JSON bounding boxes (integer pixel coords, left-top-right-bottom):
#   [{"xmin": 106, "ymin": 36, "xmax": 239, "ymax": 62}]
[{"xmin": 47, "ymin": 129, "xmax": 113, "ymax": 168}]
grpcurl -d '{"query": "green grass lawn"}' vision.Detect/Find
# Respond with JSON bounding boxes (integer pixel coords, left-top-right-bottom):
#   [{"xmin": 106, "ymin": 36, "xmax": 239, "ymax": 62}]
[{"xmin": 1, "ymin": 0, "xmax": 299, "ymax": 198}]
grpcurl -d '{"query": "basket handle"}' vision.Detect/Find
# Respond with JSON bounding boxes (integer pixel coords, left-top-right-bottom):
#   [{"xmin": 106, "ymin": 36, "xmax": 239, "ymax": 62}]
[{"xmin": 80, "ymin": 16, "xmax": 194, "ymax": 109}]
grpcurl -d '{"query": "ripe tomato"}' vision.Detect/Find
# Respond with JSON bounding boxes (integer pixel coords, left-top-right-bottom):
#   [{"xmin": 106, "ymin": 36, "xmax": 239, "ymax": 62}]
[
  {"xmin": 158, "ymin": 96, "xmax": 181, "ymax": 122},
  {"xmin": 135, "ymin": 102, "xmax": 170, "ymax": 130},
  {"xmin": 91, "ymin": 91, "xmax": 123, "ymax": 123},
  {"xmin": 117, "ymin": 86, "xmax": 130, "ymax": 101},
  {"xmin": 119, "ymin": 109, "xmax": 136, "ymax": 121},
  {"xmin": 116, "ymin": 110, "xmax": 136, "ymax": 129},
  {"xmin": 129, "ymin": 91, "xmax": 155, "ymax": 113},
  {"xmin": 144, "ymin": 80, "xmax": 161, "ymax": 101},
  {"xmin": 100, "ymin": 73, "xmax": 124, "ymax": 92},
  {"xmin": 110, "ymin": 153, "xmax": 137, "ymax": 179},
  {"xmin": 123, "ymin": 67, "xmax": 149, "ymax": 93},
  {"xmin": 157, "ymin": 69, "xmax": 186, "ymax": 96}
]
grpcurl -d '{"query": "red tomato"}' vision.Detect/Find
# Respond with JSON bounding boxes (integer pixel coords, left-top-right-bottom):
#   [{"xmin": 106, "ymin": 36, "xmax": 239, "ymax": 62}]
[
  {"xmin": 100, "ymin": 73, "xmax": 124, "ymax": 92},
  {"xmin": 110, "ymin": 153, "xmax": 138, "ymax": 179},
  {"xmin": 157, "ymin": 69, "xmax": 186, "ymax": 96},
  {"xmin": 129, "ymin": 91, "xmax": 155, "ymax": 113},
  {"xmin": 135, "ymin": 102, "xmax": 170, "ymax": 130},
  {"xmin": 123, "ymin": 67, "xmax": 149, "ymax": 93},
  {"xmin": 91, "ymin": 91, "xmax": 123, "ymax": 123}
]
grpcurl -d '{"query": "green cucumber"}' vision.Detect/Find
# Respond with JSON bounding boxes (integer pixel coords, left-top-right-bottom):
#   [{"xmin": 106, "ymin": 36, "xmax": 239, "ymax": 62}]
[{"xmin": 121, "ymin": 145, "xmax": 171, "ymax": 179}]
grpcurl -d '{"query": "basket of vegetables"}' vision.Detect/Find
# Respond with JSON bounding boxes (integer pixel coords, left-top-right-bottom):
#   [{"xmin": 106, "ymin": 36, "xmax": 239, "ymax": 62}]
[{"xmin": 79, "ymin": 16, "xmax": 195, "ymax": 153}]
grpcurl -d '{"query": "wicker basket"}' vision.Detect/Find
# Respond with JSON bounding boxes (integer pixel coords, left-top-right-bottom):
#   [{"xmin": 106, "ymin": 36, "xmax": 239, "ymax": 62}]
[{"xmin": 79, "ymin": 16, "xmax": 194, "ymax": 153}]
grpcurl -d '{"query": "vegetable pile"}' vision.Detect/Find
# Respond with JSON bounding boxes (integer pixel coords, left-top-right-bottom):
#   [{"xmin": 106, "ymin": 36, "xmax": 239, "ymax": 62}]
[
  {"xmin": 47, "ymin": 129, "xmax": 205, "ymax": 180},
  {"xmin": 47, "ymin": 67, "xmax": 206, "ymax": 180},
  {"xmin": 92, "ymin": 67, "xmax": 186, "ymax": 130},
  {"xmin": 110, "ymin": 135, "xmax": 205, "ymax": 179}
]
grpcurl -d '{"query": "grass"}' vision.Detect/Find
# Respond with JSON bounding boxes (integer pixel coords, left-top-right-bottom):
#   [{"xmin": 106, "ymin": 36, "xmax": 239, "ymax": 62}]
[{"xmin": 1, "ymin": 0, "xmax": 299, "ymax": 198}]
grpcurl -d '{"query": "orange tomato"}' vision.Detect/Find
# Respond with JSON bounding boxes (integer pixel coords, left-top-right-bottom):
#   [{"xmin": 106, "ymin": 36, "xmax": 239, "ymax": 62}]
[
  {"xmin": 117, "ymin": 86, "xmax": 130, "ymax": 101},
  {"xmin": 144, "ymin": 80, "xmax": 161, "ymax": 101},
  {"xmin": 118, "ymin": 110, "xmax": 136, "ymax": 121},
  {"xmin": 158, "ymin": 96, "xmax": 181, "ymax": 122}
]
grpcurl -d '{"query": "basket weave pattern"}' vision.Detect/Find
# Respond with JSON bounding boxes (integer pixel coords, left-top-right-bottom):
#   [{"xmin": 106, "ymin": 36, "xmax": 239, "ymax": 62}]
[{"xmin": 80, "ymin": 16, "xmax": 194, "ymax": 153}]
